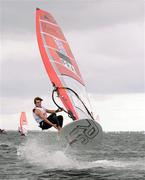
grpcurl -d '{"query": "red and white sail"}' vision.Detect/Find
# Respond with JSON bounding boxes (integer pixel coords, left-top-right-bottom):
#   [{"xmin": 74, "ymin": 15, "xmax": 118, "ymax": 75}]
[
  {"xmin": 19, "ymin": 112, "xmax": 28, "ymax": 135},
  {"xmin": 36, "ymin": 8, "xmax": 93, "ymax": 121}
]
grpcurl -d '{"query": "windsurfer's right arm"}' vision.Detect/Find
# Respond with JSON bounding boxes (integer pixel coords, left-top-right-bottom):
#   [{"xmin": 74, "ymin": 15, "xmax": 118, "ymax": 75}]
[{"xmin": 34, "ymin": 109, "xmax": 58, "ymax": 130}]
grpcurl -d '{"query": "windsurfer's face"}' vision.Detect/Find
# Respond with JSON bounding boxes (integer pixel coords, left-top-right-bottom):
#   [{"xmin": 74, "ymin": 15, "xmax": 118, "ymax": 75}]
[{"xmin": 35, "ymin": 100, "xmax": 42, "ymax": 107}]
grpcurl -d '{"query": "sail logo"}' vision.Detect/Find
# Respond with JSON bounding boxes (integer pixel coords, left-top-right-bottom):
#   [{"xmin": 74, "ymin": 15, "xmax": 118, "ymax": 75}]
[
  {"xmin": 55, "ymin": 39, "xmax": 67, "ymax": 55},
  {"xmin": 56, "ymin": 51, "xmax": 76, "ymax": 74},
  {"xmin": 44, "ymin": 15, "xmax": 49, "ymax": 20},
  {"xmin": 55, "ymin": 39, "xmax": 77, "ymax": 74}
]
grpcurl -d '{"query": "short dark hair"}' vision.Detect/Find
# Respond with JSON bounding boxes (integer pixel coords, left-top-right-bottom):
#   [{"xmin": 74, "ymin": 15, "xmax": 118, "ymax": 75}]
[{"xmin": 34, "ymin": 97, "xmax": 43, "ymax": 104}]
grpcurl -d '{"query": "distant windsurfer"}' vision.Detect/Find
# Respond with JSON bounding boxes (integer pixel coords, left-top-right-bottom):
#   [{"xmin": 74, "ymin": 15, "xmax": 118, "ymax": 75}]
[
  {"xmin": 0, "ymin": 129, "xmax": 6, "ymax": 134},
  {"xmin": 33, "ymin": 97, "xmax": 63, "ymax": 131}
]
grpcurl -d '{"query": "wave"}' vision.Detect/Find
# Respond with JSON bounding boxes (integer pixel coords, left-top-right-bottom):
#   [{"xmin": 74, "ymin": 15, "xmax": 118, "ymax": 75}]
[{"xmin": 17, "ymin": 136, "xmax": 145, "ymax": 171}]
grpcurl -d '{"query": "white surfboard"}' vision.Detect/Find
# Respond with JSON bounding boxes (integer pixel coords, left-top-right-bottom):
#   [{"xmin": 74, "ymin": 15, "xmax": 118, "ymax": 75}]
[{"xmin": 59, "ymin": 119, "xmax": 103, "ymax": 149}]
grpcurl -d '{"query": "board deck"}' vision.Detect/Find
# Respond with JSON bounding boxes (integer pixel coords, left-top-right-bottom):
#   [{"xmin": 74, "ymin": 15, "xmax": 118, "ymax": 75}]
[{"xmin": 59, "ymin": 119, "xmax": 103, "ymax": 149}]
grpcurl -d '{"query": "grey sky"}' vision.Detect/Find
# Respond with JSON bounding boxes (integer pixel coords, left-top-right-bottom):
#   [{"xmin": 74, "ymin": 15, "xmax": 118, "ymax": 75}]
[
  {"xmin": 1, "ymin": 0, "xmax": 144, "ymax": 31},
  {"xmin": 0, "ymin": 0, "xmax": 144, "ymax": 115}
]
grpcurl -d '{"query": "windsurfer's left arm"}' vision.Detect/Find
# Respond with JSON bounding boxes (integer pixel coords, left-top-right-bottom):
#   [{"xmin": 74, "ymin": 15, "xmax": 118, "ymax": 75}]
[{"xmin": 46, "ymin": 108, "xmax": 62, "ymax": 114}]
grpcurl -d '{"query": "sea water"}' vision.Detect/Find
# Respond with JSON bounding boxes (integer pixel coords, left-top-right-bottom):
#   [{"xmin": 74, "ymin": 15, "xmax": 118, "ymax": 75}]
[{"xmin": 0, "ymin": 131, "xmax": 145, "ymax": 180}]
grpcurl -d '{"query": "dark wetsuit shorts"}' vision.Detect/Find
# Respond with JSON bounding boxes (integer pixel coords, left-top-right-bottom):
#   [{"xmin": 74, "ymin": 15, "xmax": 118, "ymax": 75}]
[{"xmin": 39, "ymin": 113, "xmax": 63, "ymax": 130}]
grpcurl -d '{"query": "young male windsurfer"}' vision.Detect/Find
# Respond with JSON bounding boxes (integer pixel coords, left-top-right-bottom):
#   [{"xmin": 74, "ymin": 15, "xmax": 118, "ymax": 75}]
[{"xmin": 33, "ymin": 97, "xmax": 63, "ymax": 131}]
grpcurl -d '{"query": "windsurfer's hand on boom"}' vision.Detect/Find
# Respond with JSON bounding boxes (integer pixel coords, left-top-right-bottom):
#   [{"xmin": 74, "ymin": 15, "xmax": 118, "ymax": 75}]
[{"xmin": 55, "ymin": 108, "xmax": 63, "ymax": 113}]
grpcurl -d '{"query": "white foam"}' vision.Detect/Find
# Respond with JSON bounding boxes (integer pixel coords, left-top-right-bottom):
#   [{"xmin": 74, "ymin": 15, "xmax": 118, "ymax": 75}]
[
  {"xmin": 86, "ymin": 159, "xmax": 145, "ymax": 170},
  {"xmin": 17, "ymin": 137, "xmax": 80, "ymax": 169}
]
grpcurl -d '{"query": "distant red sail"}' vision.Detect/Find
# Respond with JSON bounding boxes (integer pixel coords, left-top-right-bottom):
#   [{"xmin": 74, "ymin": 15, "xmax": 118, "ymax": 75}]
[
  {"xmin": 36, "ymin": 8, "xmax": 86, "ymax": 120},
  {"xmin": 19, "ymin": 112, "xmax": 28, "ymax": 135}
]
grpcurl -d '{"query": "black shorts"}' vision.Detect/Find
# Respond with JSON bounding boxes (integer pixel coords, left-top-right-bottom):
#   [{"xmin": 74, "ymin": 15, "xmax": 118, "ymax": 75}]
[{"xmin": 39, "ymin": 113, "xmax": 63, "ymax": 130}]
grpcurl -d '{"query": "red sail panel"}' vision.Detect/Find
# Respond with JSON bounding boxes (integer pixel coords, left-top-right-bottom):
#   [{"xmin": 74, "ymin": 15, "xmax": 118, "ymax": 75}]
[
  {"xmin": 20, "ymin": 112, "xmax": 27, "ymax": 134},
  {"xmin": 36, "ymin": 8, "xmax": 86, "ymax": 120}
]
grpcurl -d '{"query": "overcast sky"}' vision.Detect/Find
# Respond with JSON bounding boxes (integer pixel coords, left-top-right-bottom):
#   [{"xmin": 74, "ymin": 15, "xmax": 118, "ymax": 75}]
[{"xmin": 0, "ymin": 0, "xmax": 144, "ymax": 131}]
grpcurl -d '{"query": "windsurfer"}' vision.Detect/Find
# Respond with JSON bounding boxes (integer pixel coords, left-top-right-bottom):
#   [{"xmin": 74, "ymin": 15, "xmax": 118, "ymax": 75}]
[
  {"xmin": 0, "ymin": 129, "xmax": 6, "ymax": 134},
  {"xmin": 33, "ymin": 97, "xmax": 63, "ymax": 131}
]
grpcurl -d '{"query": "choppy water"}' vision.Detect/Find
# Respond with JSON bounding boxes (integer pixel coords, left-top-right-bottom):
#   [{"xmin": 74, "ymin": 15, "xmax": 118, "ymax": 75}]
[{"xmin": 0, "ymin": 131, "xmax": 145, "ymax": 180}]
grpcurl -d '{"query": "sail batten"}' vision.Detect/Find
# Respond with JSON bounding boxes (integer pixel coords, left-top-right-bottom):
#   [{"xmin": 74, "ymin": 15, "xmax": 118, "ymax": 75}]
[
  {"xmin": 40, "ymin": 20, "xmax": 59, "ymax": 27},
  {"xmin": 41, "ymin": 32, "xmax": 67, "ymax": 43}
]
